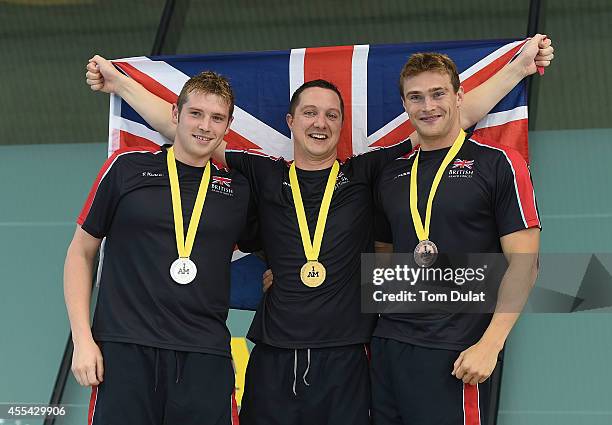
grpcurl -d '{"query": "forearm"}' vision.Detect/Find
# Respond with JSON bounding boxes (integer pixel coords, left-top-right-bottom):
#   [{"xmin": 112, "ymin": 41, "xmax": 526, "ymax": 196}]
[
  {"xmin": 64, "ymin": 247, "xmax": 97, "ymax": 345},
  {"xmin": 115, "ymin": 74, "xmax": 176, "ymax": 140},
  {"xmin": 212, "ymin": 140, "xmax": 228, "ymax": 167},
  {"xmin": 460, "ymin": 60, "xmax": 527, "ymax": 129},
  {"xmin": 479, "ymin": 254, "xmax": 538, "ymax": 350},
  {"xmin": 375, "ymin": 241, "xmax": 393, "ymax": 254}
]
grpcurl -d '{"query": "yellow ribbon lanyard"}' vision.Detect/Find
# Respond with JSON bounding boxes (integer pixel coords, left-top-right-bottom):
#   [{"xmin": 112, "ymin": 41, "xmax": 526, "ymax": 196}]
[
  {"xmin": 289, "ymin": 161, "xmax": 340, "ymax": 263},
  {"xmin": 167, "ymin": 146, "xmax": 211, "ymax": 259},
  {"xmin": 410, "ymin": 129, "xmax": 466, "ymax": 242}
]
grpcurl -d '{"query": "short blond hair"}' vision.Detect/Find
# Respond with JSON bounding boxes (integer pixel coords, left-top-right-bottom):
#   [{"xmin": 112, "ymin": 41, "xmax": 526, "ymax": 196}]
[
  {"xmin": 177, "ymin": 71, "xmax": 234, "ymax": 116},
  {"xmin": 399, "ymin": 53, "xmax": 460, "ymax": 98}
]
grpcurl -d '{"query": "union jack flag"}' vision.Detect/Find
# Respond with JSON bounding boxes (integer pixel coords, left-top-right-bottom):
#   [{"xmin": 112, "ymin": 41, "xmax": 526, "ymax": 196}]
[
  {"xmin": 452, "ymin": 159, "xmax": 475, "ymax": 169},
  {"xmin": 106, "ymin": 38, "xmax": 532, "ymax": 309},
  {"xmin": 212, "ymin": 176, "xmax": 232, "ymax": 187}
]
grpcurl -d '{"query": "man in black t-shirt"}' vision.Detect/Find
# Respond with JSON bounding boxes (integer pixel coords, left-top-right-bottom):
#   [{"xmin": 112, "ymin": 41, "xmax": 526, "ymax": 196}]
[
  {"xmin": 372, "ymin": 53, "xmax": 541, "ymax": 425},
  {"xmin": 83, "ymin": 37, "xmax": 553, "ymax": 425},
  {"xmin": 64, "ymin": 72, "xmax": 252, "ymax": 425}
]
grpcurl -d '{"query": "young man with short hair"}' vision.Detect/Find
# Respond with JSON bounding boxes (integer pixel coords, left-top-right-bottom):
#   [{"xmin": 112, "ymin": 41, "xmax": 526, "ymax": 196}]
[
  {"xmin": 372, "ymin": 52, "xmax": 540, "ymax": 425},
  {"xmin": 64, "ymin": 71, "xmax": 252, "ymax": 425}
]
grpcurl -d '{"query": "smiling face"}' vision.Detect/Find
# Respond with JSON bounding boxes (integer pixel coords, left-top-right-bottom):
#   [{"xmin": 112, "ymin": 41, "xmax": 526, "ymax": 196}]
[
  {"xmin": 286, "ymin": 86, "xmax": 343, "ymax": 169},
  {"xmin": 172, "ymin": 90, "xmax": 232, "ymax": 166},
  {"xmin": 401, "ymin": 70, "xmax": 463, "ymax": 143}
]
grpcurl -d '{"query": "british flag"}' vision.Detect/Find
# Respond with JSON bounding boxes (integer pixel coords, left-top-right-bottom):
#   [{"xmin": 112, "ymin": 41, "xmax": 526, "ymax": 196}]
[
  {"xmin": 453, "ymin": 159, "xmax": 475, "ymax": 169},
  {"xmin": 108, "ymin": 38, "xmax": 531, "ymax": 161},
  {"xmin": 212, "ymin": 176, "xmax": 232, "ymax": 187},
  {"xmin": 106, "ymin": 38, "xmax": 531, "ymax": 309}
]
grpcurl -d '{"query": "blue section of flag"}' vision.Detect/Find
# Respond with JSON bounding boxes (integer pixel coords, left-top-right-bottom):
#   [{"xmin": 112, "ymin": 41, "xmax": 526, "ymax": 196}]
[
  {"xmin": 229, "ymin": 254, "xmax": 266, "ymax": 310},
  {"xmin": 154, "ymin": 52, "xmax": 292, "ymax": 137}
]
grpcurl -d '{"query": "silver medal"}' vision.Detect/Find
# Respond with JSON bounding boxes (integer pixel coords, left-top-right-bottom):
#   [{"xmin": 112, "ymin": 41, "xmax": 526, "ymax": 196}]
[{"xmin": 170, "ymin": 257, "xmax": 197, "ymax": 285}]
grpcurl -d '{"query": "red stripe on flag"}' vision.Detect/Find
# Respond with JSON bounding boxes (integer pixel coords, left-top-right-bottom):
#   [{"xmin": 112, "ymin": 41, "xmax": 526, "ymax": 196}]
[
  {"xmin": 472, "ymin": 119, "xmax": 529, "ymax": 163},
  {"xmin": 77, "ymin": 145, "xmax": 160, "ymax": 225},
  {"xmin": 470, "ymin": 135, "xmax": 540, "ymax": 228},
  {"xmin": 303, "ymin": 46, "xmax": 354, "ymax": 161},
  {"xmin": 461, "ymin": 41, "xmax": 528, "ymax": 93},
  {"xmin": 88, "ymin": 386, "xmax": 98, "ymax": 425},
  {"xmin": 113, "ymin": 62, "xmax": 178, "ymax": 104},
  {"xmin": 225, "ymin": 130, "xmax": 262, "ymax": 151},
  {"xmin": 119, "ymin": 130, "xmax": 162, "ymax": 150},
  {"xmin": 463, "ymin": 383, "xmax": 481, "ymax": 425},
  {"xmin": 370, "ymin": 121, "xmax": 415, "ymax": 148}
]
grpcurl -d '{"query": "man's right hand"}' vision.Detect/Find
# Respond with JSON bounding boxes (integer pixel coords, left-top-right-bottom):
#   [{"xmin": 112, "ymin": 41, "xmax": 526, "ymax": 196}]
[
  {"xmin": 86, "ymin": 55, "xmax": 126, "ymax": 94},
  {"xmin": 71, "ymin": 338, "xmax": 104, "ymax": 386}
]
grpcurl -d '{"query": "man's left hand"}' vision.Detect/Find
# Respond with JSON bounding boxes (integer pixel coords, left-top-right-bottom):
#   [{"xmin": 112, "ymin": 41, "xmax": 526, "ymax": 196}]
[{"xmin": 451, "ymin": 340, "xmax": 501, "ymax": 385}]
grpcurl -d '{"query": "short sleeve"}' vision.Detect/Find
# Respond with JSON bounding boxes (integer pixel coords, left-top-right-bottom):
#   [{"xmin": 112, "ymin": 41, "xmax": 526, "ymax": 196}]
[
  {"xmin": 226, "ymin": 151, "xmax": 277, "ymax": 197},
  {"xmin": 374, "ymin": 207, "xmax": 393, "ymax": 244},
  {"xmin": 494, "ymin": 150, "xmax": 541, "ymax": 237},
  {"xmin": 351, "ymin": 139, "xmax": 414, "ymax": 183},
  {"xmin": 77, "ymin": 154, "xmax": 124, "ymax": 239},
  {"xmin": 236, "ymin": 197, "xmax": 262, "ymax": 252}
]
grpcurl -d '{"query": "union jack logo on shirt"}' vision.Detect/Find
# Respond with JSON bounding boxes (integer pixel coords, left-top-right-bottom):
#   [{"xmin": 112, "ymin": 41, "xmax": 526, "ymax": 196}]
[
  {"xmin": 212, "ymin": 176, "xmax": 232, "ymax": 187},
  {"xmin": 452, "ymin": 159, "xmax": 475, "ymax": 169}
]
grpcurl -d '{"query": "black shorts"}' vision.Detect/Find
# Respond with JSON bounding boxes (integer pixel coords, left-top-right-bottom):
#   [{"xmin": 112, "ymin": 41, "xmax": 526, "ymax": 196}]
[
  {"xmin": 239, "ymin": 343, "xmax": 371, "ymax": 425},
  {"xmin": 88, "ymin": 342, "xmax": 238, "ymax": 425},
  {"xmin": 370, "ymin": 337, "xmax": 495, "ymax": 425}
]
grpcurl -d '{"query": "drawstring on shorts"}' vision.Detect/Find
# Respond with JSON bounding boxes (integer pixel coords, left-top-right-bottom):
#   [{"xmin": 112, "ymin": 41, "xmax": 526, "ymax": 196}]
[{"xmin": 292, "ymin": 348, "xmax": 312, "ymax": 396}]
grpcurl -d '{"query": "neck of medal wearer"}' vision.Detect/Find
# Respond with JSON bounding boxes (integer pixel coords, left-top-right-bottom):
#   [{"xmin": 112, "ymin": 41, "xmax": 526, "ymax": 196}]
[
  {"xmin": 418, "ymin": 117, "xmax": 463, "ymax": 152},
  {"xmin": 293, "ymin": 148, "xmax": 337, "ymax": 171},
  {"xmin": 171, "ymin": 141, "xmax": 211, "ymax": 168}
]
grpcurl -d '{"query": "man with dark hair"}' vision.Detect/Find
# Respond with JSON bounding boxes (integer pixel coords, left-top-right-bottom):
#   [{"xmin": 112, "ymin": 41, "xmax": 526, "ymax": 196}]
[
  {"xmin": 83, "ymin": 35, "xmax": 552, "ymax": 424},
  {"xmin": 64, "ymin": 71, "xmax": 252, "ymax": 425},
  {"xmin": 372, "ymin": 52, "xmax": 540, "ymax": 425}
]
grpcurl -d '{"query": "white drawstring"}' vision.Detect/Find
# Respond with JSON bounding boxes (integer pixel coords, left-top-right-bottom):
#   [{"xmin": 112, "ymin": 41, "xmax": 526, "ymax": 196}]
[
  {"xmin": 302, "ymin": 348, "xmax": 311, "ymax": 386},
  {"xmin": 292, "ymin": 349, "xmax": 298, "ymax": 396}
]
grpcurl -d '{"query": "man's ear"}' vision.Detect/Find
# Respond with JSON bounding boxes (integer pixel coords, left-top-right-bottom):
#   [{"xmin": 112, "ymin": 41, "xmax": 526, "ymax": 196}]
[
  {"xmin": 456, "ymin": 86, "xmax": 465, "ymax": 108},
  {"xmin": 286, "ymin": 113, "xmax": 294, "ymax": 130},
  {"xmin": 224, "ymin": 115, "xmax": 234, "ymax": 135},
  {"xmin": 172, "ymin": 103, "xmax": 180, "ymax": 124}
]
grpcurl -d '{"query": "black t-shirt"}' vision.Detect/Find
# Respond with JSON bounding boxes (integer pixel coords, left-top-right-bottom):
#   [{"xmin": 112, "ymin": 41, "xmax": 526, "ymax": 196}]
[
  {"xmin": 78, "ymin": 146, "xmax": 253, "ymax": 357},
  {"xmin": 374, "ymin": 135, "xmax": 541, "ymax": 351},
  {"xmin": 226, "ymin": 141, "xmax": 412, "ymax": 349}
]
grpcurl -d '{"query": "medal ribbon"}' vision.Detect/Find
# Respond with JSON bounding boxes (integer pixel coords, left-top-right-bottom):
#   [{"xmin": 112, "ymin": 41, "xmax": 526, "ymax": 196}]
[
  {"xmin": 410, "ymin": 129, "xmax": 466, "ymax": 241},
  {"xmin": 167, "ymin": 146, "xmax": 211, "ymax": 258},
  {"xmin": 289, "ymin": 161, "xmax": 339, "ymax": 262}
]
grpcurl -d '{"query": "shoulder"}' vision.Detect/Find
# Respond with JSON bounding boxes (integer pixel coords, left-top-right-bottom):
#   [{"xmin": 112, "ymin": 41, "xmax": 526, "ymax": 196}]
[
  {"xmin": 226, "ymin": 148, "xmax": 290, "ymax": 167},
  {"xmin": 211, "ymin": 160, "xmax": 248, "ymax": 184},
  {"xmin": 94, "ymin": 146, "xmax": 163, "ymax": 184},
  {"xmin": 107, "ymin": 145, "xmax": 164, "ymax": 168},
  {"xmin": 466, "ymin": 136, "xmax": 527, "ymax": 167}
]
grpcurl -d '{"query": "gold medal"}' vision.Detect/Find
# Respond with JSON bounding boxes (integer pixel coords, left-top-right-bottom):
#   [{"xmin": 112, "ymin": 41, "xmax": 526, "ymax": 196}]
[
  {"xmin": 167, "ymin": 147, "xmax": 211, "ymax": 284},
  {"xmin": 289, "ymin": 161, "xmax": 339, "ymax": 288},
  {"xmin": 410, "ymin": 130, "xmax": 465, "ymax": 268},
  {"xmin": 300, "ymin": 261, "xmax": 327, "ymax": 287}
]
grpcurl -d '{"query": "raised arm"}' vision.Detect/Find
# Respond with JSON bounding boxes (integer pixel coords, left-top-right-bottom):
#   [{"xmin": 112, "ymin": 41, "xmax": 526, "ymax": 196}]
[
  {"xmin": 86, "ymin": 55, "xmax": 176, "ymax": 140},
  {"xmin": 460, "ymin": 34, "xmax": 554, "ymax": 129},
  {"xmin": 86, "ymin": 55, "xmax": 229, "ymax": 166}
]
